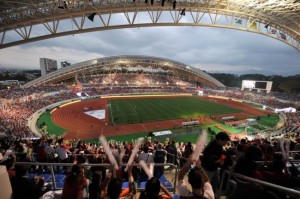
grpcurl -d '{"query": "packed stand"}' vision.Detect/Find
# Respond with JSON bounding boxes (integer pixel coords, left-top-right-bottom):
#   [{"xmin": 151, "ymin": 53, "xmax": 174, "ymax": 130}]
[
  {"xmin": 1, "ymin": 132, "xmax": 300, "ymax": 199},
  {"xmin": 0, "ymin": 85, "xmax": 68, "ymax": 99},
  {"xmin": 0, "ymin": 92, "xmax": 75, "ymax": 138},
  {"xmin": 206, "ymin": 88, "xmax": 300, "ymax": 109}
]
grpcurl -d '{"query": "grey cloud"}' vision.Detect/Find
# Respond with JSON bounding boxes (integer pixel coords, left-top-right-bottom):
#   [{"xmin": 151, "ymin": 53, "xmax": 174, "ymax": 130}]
[{"xmin": 1, "ymin": 26, "xmax": 299, "ymax": 76}]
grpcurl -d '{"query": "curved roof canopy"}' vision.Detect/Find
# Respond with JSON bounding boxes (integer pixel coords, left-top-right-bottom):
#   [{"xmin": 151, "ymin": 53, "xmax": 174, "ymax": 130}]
[
  {"xmin": 22, "ymin": 55, "xmax": 225, "ymax": 88},
  {"xmin": 0, "ymin": 0, "xmax": 299, "ymax": 50}
]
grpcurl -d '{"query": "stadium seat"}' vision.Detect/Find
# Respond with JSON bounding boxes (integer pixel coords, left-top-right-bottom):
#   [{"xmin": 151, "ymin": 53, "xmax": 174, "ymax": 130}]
[
  {"xmin": 41, "ymin": 174, "xmax": 51, "ymax": 182},
  {"xmin": 122, "ymin": 182, "xmax": 129, "ymax": 189},
  {"xmin": 230, "ymin": 177, "xmax": 264, "ymax": 199},
  {"xmin": 26, "ymin": 173, "xmax": 37, "ymax": 179},
  {"xmin": 53, "ymin": 181, "xmax": 64, "ymax": 189},
  {"xmin": 122, "ymin": 181, "xmax": 137, "ymax": 189},
  {"xmin": 159, "ymin": 174, "xmax": 167, "ymax": 182},
  {"xmin": 173, "ymin": 194, "xmax": 180, "ymax": 199},
  {"xmin": 139, "ymin": 181, "xmax": 147, "ymax": 189},
  {"xmin": 225, "ymin": 179, "xmax": 237, "ymax": 198},
  {"xmin": 53, "ymin": 174, "xmax": 65, "ymax": 182},
  {"xmin": 162, "ymin": 181, "xmax": 172, "ymax": 188}
]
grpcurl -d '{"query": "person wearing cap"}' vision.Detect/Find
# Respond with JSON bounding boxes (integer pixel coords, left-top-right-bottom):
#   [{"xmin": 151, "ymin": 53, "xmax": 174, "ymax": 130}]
[{"xmin": 201, "ymin": 132, "xmax": 230, "ymax": 192}]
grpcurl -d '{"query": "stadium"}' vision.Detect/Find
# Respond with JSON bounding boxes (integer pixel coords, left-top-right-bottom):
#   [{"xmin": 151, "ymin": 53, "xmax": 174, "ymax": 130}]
[
  {"xmin": 18, "ymin": 55, "xmax": 274, "ymax": 142},
  {"xmin": 0, "ymin": 1, "xmax": 300, "ymax": 199}
]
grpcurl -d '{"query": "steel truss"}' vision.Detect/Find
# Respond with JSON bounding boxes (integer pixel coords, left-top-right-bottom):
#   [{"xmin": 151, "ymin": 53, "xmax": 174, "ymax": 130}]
[
  {"xmin": 0, "ymin": 0, "xmax": 299, "ymax": 50},
  {"xmin": 22, "ymin": 55, "xmax": 225, "ymax": 88}
]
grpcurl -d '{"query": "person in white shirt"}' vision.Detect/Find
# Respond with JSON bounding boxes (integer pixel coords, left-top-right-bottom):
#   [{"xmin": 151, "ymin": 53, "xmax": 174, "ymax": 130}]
[
  {"xmin": 138, "ymin": 145, "xmax": 154, "ymax": 163},
  {"xmin": 138, "ymin": 145, "xmax": 154, "ymax": 182}
]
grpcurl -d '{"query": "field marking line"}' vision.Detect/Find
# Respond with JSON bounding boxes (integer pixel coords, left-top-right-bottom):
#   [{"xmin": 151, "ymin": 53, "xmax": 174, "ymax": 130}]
[
  {"xmin": 115, "ymin": 104, "xmax": 120, "ymax": 111},
  {"xmin": 109, "ymin": 101, "xmax": 115, "ymax": 125},
  {"xmin": 110, "ymin": 101, "xmax": 138, "ymax": 119},
  {"xmin": 156, "ymin": 98, "xmax": 193, "ymax": 114},
  {"xmin": 126, "ymin": 101, "xmax": 138, "ymax": 115},
  {"xmin": 110, "ymin": 103, "xmax": 120, "ymax": 112},
  {"xmin": 141, "ymin": 124, "xmax": 148, "ymax": 131},
  {"xmin": 116, "ymin": 113, "xmax": 138, "ymax": 117}
]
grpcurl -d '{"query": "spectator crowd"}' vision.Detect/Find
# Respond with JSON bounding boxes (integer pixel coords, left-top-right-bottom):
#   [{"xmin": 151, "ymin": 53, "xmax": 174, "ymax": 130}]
[{"xmin": 0, "ymin": 130, "xmax": 300, "ymax": 199}]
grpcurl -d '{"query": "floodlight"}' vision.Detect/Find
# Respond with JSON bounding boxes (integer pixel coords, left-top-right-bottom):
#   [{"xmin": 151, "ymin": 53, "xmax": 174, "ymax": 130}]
[
  {"xmin": 88, "ymin": 13, "xmax": 96, "ymax": 22},
  {"xmin": 180, "ymin": 8, "xmax": 185, "ymax": 16},
  {"xmin": 264, "ymin": 22, "xmax": 270, "ymax": 29}
]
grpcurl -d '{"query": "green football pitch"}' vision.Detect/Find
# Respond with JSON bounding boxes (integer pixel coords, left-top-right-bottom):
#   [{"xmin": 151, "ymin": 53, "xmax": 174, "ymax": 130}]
[{"xmin": 109, "ymin": 97, "xmax": 241, "ymax": 124}]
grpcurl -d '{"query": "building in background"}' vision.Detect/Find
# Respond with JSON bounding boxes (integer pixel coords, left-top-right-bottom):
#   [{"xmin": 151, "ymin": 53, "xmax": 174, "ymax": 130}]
[
  {"xmin": 241, "ymin": 80, "xmax": 273, "ymax": 93},
  {"xmin": 40, "ymin": 58, "xmax": 58, "ymax": 76}
]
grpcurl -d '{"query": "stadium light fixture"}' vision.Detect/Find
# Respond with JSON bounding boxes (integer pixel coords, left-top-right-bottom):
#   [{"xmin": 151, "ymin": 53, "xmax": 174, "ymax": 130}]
[
  {"xmin": 264, "ymin": 22, "xmax": 270, "ymax": 29},
  {"xmin": 180, "ymin": 8, "xmax": 186, "ymax": 16},
  {"xmin": 88, "ymin": 13, "xmax": 96, "ymax": 22}
]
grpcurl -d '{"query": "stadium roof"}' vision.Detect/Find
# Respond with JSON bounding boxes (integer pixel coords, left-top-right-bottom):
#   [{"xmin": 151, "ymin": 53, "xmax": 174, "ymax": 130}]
[
  {"xmin": 0, "ymin": 0, "xmax": 299, "ymax": 50},
  {"xmin": 22, "ymin": 55, "xmax": 225, "ymax": 88}
]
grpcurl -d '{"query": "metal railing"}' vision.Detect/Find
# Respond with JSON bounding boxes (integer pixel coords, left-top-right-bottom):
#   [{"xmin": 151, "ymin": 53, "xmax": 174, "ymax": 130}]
[
  {"xmin": 14, "ymin": 162, "xmax": 178, "ymax": 193},
  {"xmin": 218, "ymin": 170, "xmax": 300, "ymax": 199}
]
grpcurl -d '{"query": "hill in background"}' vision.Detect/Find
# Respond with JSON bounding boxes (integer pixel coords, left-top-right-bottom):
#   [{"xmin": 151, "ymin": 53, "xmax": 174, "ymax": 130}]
[
  {"xmin": 1, "ymin": 69, "xmax": 300, "ymax": 94},
  {"xmin": 209, "ymin": 73, "xmax": 300, "ymax": 93}
]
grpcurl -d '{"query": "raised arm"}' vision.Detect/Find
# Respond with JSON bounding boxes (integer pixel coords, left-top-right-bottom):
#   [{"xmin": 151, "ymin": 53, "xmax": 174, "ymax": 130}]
[
  {"xmin": 194, "ymin": 159, "xmax": 209, "ymax": 183},
  {"xmin": 160, "ymin": 183, "xmax": 173, "ymax": 199},
  {"xmin": 178, "ymin": 157, "xmax": 193, "ymax": 181},
  {"xmin": 127, "ymin": 164, "xmax": 137, "ymax": 199}
]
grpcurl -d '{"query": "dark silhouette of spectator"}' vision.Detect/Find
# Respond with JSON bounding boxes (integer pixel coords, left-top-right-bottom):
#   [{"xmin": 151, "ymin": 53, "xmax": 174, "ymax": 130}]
[
  {"xmin": 139, "ymin": 177, "xmax": 172, "ymax": 199},
  {"xmin": 260, "ymin": 157, "xmax": 290, "ymax": 187},
  {"xmin": 177, "ymin": 157, "xmax": 214, "ymax": 199},
  {"xmin": 10, "ymin": 164, "xmax": 49, "ymax": 199},
  {"xmin": 180, "ymin": 142, "xmax": 193, "ymax": 167},
  {"xmin": 233, "ymin": 145, "xmax": 263, "ymax": 180},
  {"xmin": 236, "ymin": 139, "xmax": 249, "ymax": 160},
  {"xmin": 166, "ymin": 140, "xmax": 178, "ymax": 166},
  {"xmin": 107, "ymin": 178, "xmax": 123, "ymax": 199},
  {"xmin": 201, "ymin": 132, "xmax": 230, "ymax": 192},
  {"xmin": 102, "ymin": 163, "xmax": 136, "ymax": 199},
  {"xmin": 89, "ymin": 171, "xmax": 102, "ymax": 199},
  {"xmin": 154, "ymin": 143, "xmax": 167, "ymax": 179}
]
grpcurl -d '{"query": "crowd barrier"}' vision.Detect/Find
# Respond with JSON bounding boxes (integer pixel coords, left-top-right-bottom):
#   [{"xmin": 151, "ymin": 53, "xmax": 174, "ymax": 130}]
[
  {"xmin": 14, "ymin": 162, "xmax": 178, "ymax": 193},
  {"xmin": 218, "ymin": 169, "xmax": 300, "ymax": 199},
  {"xmin": 7, "ymin": 159, "xmax": 300, "ymax": 199}
]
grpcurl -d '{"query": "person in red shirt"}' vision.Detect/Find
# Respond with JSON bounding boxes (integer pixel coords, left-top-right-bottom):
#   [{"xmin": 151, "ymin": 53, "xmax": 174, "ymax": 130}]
[{"xmin": 62, "ymin": 164, "xmax": 87, "ymax": 199}]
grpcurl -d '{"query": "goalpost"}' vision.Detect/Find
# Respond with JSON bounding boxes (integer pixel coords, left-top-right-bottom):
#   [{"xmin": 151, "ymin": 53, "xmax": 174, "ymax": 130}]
[{"xmin": 107, "ymin": 102, "xmax": 115, "ymax": 126}]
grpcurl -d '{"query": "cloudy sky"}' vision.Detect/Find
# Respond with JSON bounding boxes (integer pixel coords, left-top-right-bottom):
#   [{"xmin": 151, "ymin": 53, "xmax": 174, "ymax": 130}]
[{"xmin": 0, "ymin": 26, "xmax": 299, "ymax": 76}]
